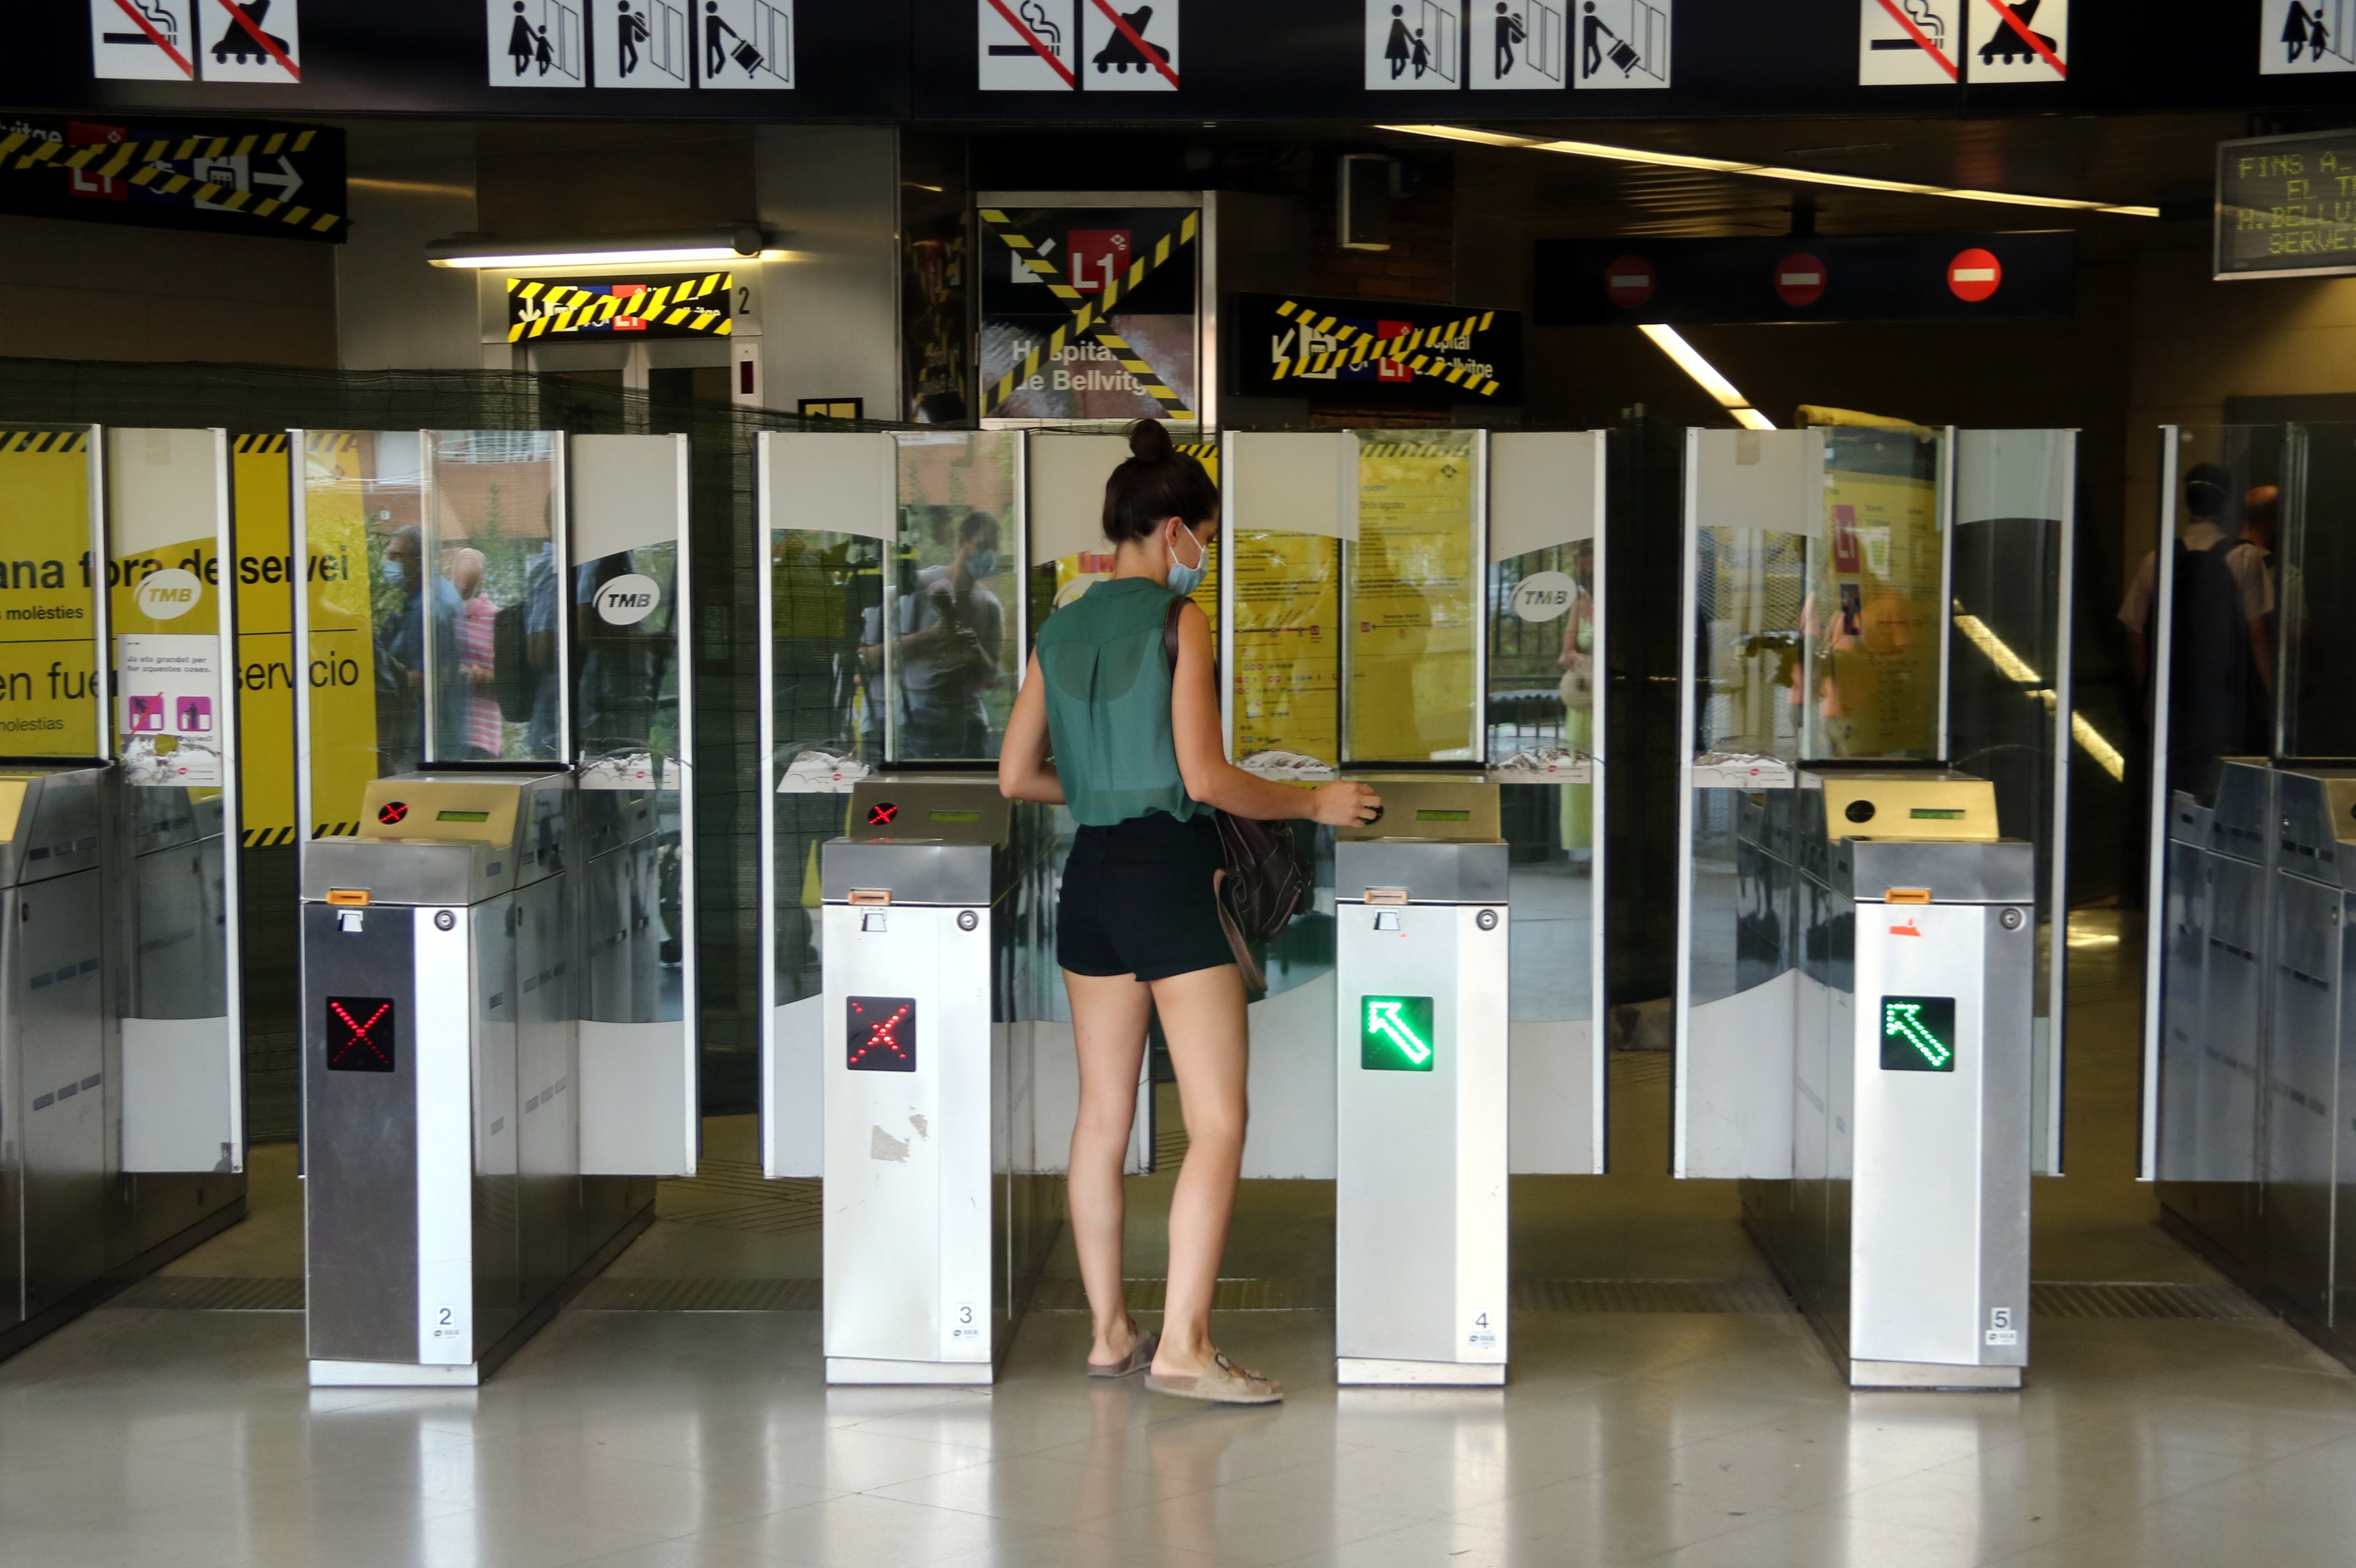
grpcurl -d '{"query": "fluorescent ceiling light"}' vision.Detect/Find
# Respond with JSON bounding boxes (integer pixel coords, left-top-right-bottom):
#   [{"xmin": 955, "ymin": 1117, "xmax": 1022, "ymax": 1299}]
[
  {"xmin": 1378, "ymin": 125, "xmax": 2161, "ymax": 218},
  {"xmin": 426, "ymin": 227, "xmax": 773, "ymax": 269},
  {"xmin": 1639, "ymin": 323, "xmax": 1774, "ymax": 428}
]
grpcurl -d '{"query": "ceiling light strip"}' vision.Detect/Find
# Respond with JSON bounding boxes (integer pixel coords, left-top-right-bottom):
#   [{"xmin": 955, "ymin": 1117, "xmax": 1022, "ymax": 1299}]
[
  {"xmin": 1377, "ymin": 124, "xmax": 2160, "ymax": 218},
  {"xmin": 1639, "ymin": 324, "xmax": 1774, "ymax": 429}
]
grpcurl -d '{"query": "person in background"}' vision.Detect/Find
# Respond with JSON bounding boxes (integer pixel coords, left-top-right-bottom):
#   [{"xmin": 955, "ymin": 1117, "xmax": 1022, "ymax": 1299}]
[
  {"xmin": 449, "ymin": 547, "xmax": 502, "ymax": 759},
  {"xmin": 2120, "ymin": 462, "xmax": 2274, "ymax": 787},
  {"xmin": 378, "ymin": 524, "xmax": 465, "ymax": 764},
  {"xmin": 896, "ymin": 510, "xmax": 1005, "ymax": 757}
]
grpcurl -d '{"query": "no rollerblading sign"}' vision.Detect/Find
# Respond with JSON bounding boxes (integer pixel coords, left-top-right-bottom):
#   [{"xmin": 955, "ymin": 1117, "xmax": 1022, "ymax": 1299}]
[{"xmin": 978, "ymin": 0, "xmax": 1178, "ymax": 90}]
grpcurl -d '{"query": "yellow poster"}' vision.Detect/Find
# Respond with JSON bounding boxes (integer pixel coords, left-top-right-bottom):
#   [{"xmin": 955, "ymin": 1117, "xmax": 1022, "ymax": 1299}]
[
  {"xmin": 233, "ymin": 435, "xmax": 296, "ymax": 844},
  {"xmin": 1347, "ymin": 434, "xmax": 1477, "ymax": 763},
  {"xmin": 301, "ymin": 432, "xmax": 380, "ymax": 837},
  {"xmin": 1811, "ymin": 432, "xmax": 1941, "ymax": 759},
  {"xmin": 1230, "ymin": 531, "xmax": 1338, "ymax": 764},
  {"xmin": 0, "ymin": 429, "xmax": 100, "ymax": 756}
]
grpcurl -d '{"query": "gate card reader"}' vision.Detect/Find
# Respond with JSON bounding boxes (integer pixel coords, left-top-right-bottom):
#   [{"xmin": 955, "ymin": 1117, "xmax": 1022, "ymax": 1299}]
[
  {"xmin": 1750, "ymin": 769, "xmax": 2033, "ymax": 1391},
  {"xmin": 302, "ymin": 770, "xmax": 645, "ymax": 1388},
  {"xmin": 1336, "ymin": 776, "xmax": 1509, "ymax": 1385},
  {"xmin": 822, "ymin": 775, "xmax": 1022, "ymax": 1385}
]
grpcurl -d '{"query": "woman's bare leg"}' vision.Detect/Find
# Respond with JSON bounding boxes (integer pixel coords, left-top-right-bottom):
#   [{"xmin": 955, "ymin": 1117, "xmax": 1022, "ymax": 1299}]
[
  {"xmin": 1065, "ymin": 969, "xmax": 1153, "ymax": 1366},
  {"xmin": 1145, "ymin": 962, "xmax": 1250, "ymax": 1377}
]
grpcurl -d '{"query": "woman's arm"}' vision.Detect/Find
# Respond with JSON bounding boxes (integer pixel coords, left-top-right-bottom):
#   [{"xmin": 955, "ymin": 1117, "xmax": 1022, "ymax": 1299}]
[
  {"xmin": 1168, "ymin": 602, "xmax": 1378, "ymax": 827},
  {"xmin": 997, "ymin": 649, "xmax": 1065, "ymax": 805}
]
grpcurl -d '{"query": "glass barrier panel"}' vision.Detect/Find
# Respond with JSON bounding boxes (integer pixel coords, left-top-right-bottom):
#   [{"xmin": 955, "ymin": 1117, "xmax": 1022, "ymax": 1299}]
[
  {"xmin": 301, "ymin": 431, "xmax": 419, "ymax": 833},
  {"xmin": 1488, "ymin": 539, "xmax": 1595, "ymax": 764},
  {"xmin": 1805, "ymin": 425, "xmax": 1943, "ymax": 763},
  {"xmin": 1950, "ymin": 427, "xmax": 2075, "ymax": 1176},
  {"xmin": 890, "ymin": 430, "xmax": 1020, "ymax": 762},
  {"xmin": 1026, "ymin": 438, "xmax": 1219, "ymax": 644},
  {"xmin": 2278, "ymin": 423, "xmax": 2356, "ymax": 761},
  {"xmin": 423, "ymin": 430, "xmax": 563, "ymax": 766},
  {"xmin": 1345, "ymin": 430, "xmax": 1480, "ymax": 764},
  {"xmin": 0, "ymin": 426, "xmax": 101, "ymax": 756},
  {"xmin": 2146, "ymin": 425, "xmax": 2278, "ymax": 795}
]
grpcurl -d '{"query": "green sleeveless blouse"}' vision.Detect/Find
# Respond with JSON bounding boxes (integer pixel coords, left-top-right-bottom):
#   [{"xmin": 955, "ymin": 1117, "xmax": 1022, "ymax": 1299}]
[{"xmin": 1034, "ymin": 576, "xmax": 1202, "ymax": 827}]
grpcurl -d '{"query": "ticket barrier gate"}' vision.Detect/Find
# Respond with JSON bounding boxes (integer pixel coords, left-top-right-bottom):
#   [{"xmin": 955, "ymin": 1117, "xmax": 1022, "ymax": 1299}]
[
  {"xmin": 0, "ymin": 768, "xmax": 108, "ymax": 1342},
  {"xmin": 1742, "ymin": 770, "xmax": 2033, "ymax": 1390},
  {"xmin": 1335, "ymin": 778, "xmax": 1510, "ymax": 1386},
  {"xmin": 301, "ymin": 772, "xmax": 651, "ymax": 1387},
  {"xmin": 820, "ymin": 777, "xmax": 1059, "ymax": 1385}
]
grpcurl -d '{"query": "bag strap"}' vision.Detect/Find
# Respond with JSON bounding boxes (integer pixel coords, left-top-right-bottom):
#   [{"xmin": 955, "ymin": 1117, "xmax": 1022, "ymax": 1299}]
[{"xmin": 1164, "ymin": 594, "xmax": 1215, "ymax": 680}]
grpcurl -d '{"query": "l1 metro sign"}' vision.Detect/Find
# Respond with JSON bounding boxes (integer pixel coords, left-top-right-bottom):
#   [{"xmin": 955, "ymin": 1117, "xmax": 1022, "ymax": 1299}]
[{"xmin": 1361, "ymin": 994, "xmax": 1436, "ymax": 1072}]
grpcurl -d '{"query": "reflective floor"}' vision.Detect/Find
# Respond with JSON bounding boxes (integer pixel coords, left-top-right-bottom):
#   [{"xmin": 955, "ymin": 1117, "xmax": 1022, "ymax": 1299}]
[{"xmin": 6, "ymin": 911, "xmax": 2355, "ymax": 1566}]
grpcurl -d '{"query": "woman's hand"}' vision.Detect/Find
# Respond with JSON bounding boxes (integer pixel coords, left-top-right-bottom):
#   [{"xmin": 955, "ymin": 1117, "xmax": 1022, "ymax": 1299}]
[{"xmin": 1306, "ymin": 780, "xmax": 1382, "ymax": 827}]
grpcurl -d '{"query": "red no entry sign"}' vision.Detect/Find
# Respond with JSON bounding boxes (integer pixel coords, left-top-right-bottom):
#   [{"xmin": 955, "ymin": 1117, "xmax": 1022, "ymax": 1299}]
[
  {"xmin": 1603, "ymin": 255, "xmax": 1655, "ymax": 308},
  {"xmin": 1947, "ymin": 248, "xmax": 2002, "ymax": 303},
  {"xmin": 1774, "ymin": 252, "xmax": 1826, "ymax": 308}
]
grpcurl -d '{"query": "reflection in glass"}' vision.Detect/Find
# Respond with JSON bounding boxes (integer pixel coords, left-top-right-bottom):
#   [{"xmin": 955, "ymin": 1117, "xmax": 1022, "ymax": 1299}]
[
  {"xmin": 772, "ymin": 527, "xmax": 883, "ymax": 1012},
  {"xmin": 302, "ymin": 432, "xmax": 422, "ymax": 820},
  {"xmin": 889, "ymin": 432, "xmax": 1019, "ymax": 762},
  {"xmin": 1346, "ymin": 430, "xmax": 1479, "ymax": 764},
  {"xmin": 422, "ymin": 431, "xmax": 563, "ymax": 766},
  {"xmin": 1804, "ymin": 427, "xmax": 1942, "ymax": 762}
]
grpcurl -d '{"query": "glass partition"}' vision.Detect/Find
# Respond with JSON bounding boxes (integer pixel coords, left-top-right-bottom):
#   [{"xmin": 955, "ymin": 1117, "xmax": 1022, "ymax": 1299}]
[
  {"xmin": 296, "ymin": 431, "xmax": 420, "ymax": 836},
  {"xmin": 890, "ymin": 430, "xmax": 1021, "ymax": 762},
  {"xmin": 2140, "ymin": 424, "xmax": 2356, "ymax": 1235},
  {"xmin": 1674, "ymin": 425, "xmax": 2077, "ymax": 1181},
  {"xmin": 1805, "ymin": 425, "xmax": 1944, "ymax": 762},
  {"xmin": 423, "ymin": 430, "xmax": 564, "ymax": 766},
  {"xmin": 1345, "ymin": 430, "xmax": 1481, "ymax": 764},
  {"xmin": 1228, "ymin": 528, "xmax": 1340, "ymax": 769}
]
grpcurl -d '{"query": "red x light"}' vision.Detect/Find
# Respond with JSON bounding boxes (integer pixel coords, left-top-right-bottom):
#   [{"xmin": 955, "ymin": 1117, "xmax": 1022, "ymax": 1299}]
[
  {"xmin": 846, "ymin": 996, "xmax": 916, "ymax": 1073},
  {"xmin": 866, "ymin": 801, "xmax": 898, "ymax": 828},
  {"xmin": 327, "ymin": 996, "xmax": 397, "ymax": 1073},
  {"xmin": 377, "ymin": 801, "xmax": 409, "ymax": 826}
]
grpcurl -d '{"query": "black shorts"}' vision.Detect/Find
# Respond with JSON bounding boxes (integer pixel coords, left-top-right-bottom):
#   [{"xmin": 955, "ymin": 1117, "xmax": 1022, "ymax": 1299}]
[{"xmin": 1057, "ymin": 810, "xmax": 1235, "ymax": 982}]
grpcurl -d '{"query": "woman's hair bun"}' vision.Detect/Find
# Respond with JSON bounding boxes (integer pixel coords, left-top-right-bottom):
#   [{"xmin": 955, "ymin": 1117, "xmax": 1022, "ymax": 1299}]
[
  {"xmin": 1127, "ymin": 418, "xmax": 1174, "ymax": 462},
  {"xmin": 1102, "ymin": 418, "xmax": 1216, "ymax": 544}
]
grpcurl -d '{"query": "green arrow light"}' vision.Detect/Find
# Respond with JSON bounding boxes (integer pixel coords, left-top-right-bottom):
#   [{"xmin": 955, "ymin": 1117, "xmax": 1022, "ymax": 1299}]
[
  {"xmin": 1361, "ymin": 995, "xmax": 1436, "ymax": 1072},
  {"xmin": 1879, "ymin": 994, "xmax": 1958, "ymax": 1073}
]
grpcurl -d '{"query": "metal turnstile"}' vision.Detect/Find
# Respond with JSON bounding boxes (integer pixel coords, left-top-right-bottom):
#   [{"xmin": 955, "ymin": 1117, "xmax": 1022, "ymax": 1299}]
[
  {"xmin": 1335, "ymin": 777, "xmax": 1509, "ymax": 1386},
  {"xmin": 0, "ymin": 768, "xmax": 108, "ymax": 1338},
  {"xmin": 301, "ymin": 771, "xmax": 650, "ymax": 1387},
  {"xmin": 821, "ymin": 777, "xmax": 1059, "ymax": 1385},
  {"xmin": 1744, "ymin": 769, "xmax": 2033, "ymax": 1390}
]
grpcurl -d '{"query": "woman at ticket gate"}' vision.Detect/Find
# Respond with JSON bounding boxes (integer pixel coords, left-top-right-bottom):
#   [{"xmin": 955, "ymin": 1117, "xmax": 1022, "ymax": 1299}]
[{"xmin": 1000, "ymin": 419, "xmax": 1381, "ymax": 1405}]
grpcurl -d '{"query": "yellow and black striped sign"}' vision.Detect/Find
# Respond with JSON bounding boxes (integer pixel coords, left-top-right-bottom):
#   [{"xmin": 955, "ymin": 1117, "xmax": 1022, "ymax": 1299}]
[
  {"xmin": 1268, "ymin": 301, "xmax": 1504, "ymax": 398},
  {"xmin": 0, "ymin": 126, "xmax": 343, "ymax": 237},
  {"xmin": 1, "ymin": 429, "xmax": 88, "ymax": 454},
  {"xmin": 978, "ymin": 208, "xmax": 1199, "ymax": 418},
  {"xmin": 506, "ymin": 273, "xmax": 733, "ymax": 343},
  {"xmin": 240, "ymin": 826, "xmax": 298, "ymax": 848}
]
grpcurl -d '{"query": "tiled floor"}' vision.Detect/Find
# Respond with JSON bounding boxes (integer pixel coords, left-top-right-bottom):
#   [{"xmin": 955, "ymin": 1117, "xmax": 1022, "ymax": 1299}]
[{"xmin": 6, "ymin": 909, "xmax": 2353, "ymax": 1566}]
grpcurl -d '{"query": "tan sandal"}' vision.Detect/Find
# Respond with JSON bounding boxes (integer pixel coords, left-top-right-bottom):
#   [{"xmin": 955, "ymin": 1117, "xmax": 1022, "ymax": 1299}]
[
  {"xmin": 1145, "ymin": 1351, "xmax": 1283, "ymax": 1405},
  {"xmin": 1087, "ymin": 1328, "xmax": 1159, "ymax": 1379}
]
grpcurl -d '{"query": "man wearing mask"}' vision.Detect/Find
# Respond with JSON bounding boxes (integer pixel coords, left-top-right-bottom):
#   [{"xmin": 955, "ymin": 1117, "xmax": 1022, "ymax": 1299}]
[{"xmin": 895, "ymin": 510, "xmax": 1004, "ymax": 757}]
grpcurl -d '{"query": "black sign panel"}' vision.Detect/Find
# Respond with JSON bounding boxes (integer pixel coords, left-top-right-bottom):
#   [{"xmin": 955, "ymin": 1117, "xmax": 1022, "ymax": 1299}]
[
  {"xmin": 326, "ymin": 996, "xmax": 397, "ymax": 1073},
  {"xmin": 0, "ymin": 2, "xmax": 2337, "ymax": 124},
  {"xmin": 1533, "ymin": 232, "xmax": 2075, "ymax": 327},
  {"xmin": 2216, "ymin": 130, "xmax": 2356, "ymax": 281},
  {"xmin": 847, "ymin": 996, "xmax": 917, "ymax": 1072},
  {"xmin": 0, "ymin": 115, "xmax": 344, "ymax": 243},
  {"xmin": 1230, "ymin": 292, "xmax": 1521, "ymax": 407},
  {"xmin": 977, "ymin": 203, "xmax": 1199, "ymax": 422}
]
